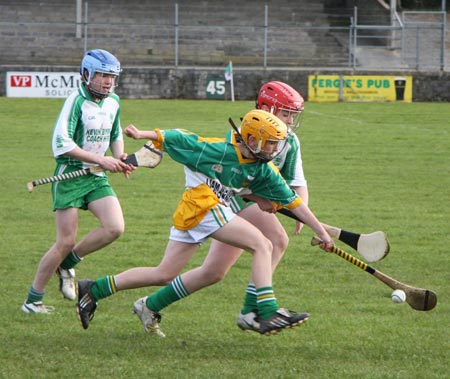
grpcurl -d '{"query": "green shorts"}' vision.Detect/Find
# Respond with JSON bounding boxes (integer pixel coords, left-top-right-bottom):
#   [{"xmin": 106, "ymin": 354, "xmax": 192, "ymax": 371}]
[{"xmin": 52, "ymin": 172, "xmax": 116, "ymax": 211}]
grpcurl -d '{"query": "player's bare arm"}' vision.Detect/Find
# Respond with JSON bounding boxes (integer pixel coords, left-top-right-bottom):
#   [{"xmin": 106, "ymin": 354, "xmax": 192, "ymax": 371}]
[
  {"xmin": 124, "ymin": 124, "xmax": 158, "ymax": 141},
  {"xmin": 289, "ymin": 201, "xmax": 333, "ymax": 251}
]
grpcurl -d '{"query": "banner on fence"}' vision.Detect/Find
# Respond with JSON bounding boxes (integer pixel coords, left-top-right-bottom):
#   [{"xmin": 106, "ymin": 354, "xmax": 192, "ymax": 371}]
[
  {"xmin": 6, "ymin": 72, "xmax": 80, "ymax": 98},
  {"xmin": 308, "ymin": 75, "xmax": 412, "ymax": 102}
]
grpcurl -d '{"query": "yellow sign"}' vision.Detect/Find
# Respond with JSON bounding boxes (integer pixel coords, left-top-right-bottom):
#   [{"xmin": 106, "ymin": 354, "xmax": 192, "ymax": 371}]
[{"xmin": 308, "ymin": 75, "xmax": 412, "ymax": 102}]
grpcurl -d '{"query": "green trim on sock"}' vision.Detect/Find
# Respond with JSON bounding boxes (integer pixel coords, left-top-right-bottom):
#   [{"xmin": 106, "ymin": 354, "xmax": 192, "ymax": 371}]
[
  {"xmin": 26, "ymin": 287, "xmax": 44, "ymax": 304},
  {"xmin": 256, "ymin": 286, "xmax": 279, "ymax": 320},
  {"xmin": 90, "ymin": 275, "xmax": 117, "ymax": 301},
  {"xmin": 60, "ymin": 250, "xmax": 82, "ymax": 270},
  {"xmin": 241, "ymin": 283, "xmax": 257, "ymax": 314},
  {"xmin": 146, "ymin": 275, "xmax": 189, "ymax": 312}
]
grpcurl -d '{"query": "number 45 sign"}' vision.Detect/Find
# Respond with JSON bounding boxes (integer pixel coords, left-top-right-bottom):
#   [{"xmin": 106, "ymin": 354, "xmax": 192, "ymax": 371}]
[{"xmin": 206, "ymin": 77, "xmax": 226, "ymax": 99}]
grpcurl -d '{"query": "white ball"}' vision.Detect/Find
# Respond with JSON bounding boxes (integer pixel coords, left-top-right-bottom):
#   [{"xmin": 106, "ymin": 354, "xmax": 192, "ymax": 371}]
[{"xmin": 391, "ymin": 289, "xmax": 406, "ymax": 303}]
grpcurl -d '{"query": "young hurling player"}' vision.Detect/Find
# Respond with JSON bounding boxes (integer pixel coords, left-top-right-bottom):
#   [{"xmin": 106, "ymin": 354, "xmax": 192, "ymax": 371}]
[
  {"xmin": 144, "ymin": 81, "xmax": 308, "ymax": 333},
  {"xmin": 211, "ymin": 81, "xmax": 309, "ymax": 332},
  {"xmin": 76, "ymin": 109, "xmax": 334, "ymax": 336},
  {"xmin": 22, "ymin": 49, "xmax": 134, "ymax": 314}
]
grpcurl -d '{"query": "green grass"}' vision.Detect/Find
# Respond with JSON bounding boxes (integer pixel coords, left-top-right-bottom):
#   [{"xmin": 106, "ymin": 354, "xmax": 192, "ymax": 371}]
[{"xmin": 0, "ymin": 98, "xmax": 449, "ymax": 379}]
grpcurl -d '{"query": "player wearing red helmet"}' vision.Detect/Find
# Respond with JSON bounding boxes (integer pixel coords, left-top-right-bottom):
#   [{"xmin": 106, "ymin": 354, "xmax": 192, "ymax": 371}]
[
  {"xmin": 222, "ymin": 81, "xmax": 310, "ymax": 331},
  {"xmin": 117, "ymin": 81, "xmax": 312, "ymax": 335},
  {"xmin": 110, "ymin": 81, "xmax": 311, "ymax": 335},
  {"xmin": 257, "ymin": 81, "xmax": 304, "ymax": 133}
]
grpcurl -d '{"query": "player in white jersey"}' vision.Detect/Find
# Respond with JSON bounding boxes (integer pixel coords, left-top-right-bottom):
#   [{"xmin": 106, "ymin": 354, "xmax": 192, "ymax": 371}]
[
  {"xmin": 146, "ymin": 81, "xmax": 309, "ymax": 334},
  {"xmin": 76, "ymin": 109, "xmax": 334, "ymax": 336},
  {"xmin": 216, "ymin": 81, "xmax": 310, "ymax": 331},
  {"xmin": 117, "ymin": 81, "xmax": 309, "ymax": 333},
  {"xmin": 21, "ymin": 49, "xmax": 134, "ymax": 315}
]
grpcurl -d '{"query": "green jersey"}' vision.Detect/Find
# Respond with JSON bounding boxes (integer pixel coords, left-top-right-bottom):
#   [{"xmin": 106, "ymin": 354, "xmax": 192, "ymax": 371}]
[{"xmin": 156, "ymin": 129, "xmax": 301, "ymax": 209}]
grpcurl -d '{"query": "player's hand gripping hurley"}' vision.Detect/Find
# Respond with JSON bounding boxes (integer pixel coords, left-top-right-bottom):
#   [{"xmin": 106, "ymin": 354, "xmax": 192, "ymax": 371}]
[
  {"xmin": 27, "ymin": 141, "xmax": 162, "ymax": 192},
  {"xmin": 276, "ymin": 207, "xmax": 390, "ymax": 262},
  {"xmin": 311, "ymin": 236, "xmax": 437, "ymax": 311},
  {"xmin": 241, "ymin": 201, "xmax": 389, "ymax": 262}
]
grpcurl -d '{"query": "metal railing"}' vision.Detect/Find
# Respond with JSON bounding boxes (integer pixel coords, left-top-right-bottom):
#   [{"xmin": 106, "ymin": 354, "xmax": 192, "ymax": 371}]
[
  {"xmin": 0, "ymin": 2, "xmax": 447, "ymax": 71},
  {"xmin": 349, "ymin": 7, "xmax": 446, "ymax": 70}
]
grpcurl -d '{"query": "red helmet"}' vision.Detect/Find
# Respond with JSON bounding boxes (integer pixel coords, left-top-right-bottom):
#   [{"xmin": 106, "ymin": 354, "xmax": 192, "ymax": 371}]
[{"xmin": 256, "ymin": 81, "xmax": 304, "ymax": 131}]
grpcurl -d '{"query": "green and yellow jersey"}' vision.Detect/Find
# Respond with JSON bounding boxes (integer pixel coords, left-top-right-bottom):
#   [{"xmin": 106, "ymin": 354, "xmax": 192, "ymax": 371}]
[{"xmin": 154, "ymin": 128, "xmax": 302, "ymax": 210}]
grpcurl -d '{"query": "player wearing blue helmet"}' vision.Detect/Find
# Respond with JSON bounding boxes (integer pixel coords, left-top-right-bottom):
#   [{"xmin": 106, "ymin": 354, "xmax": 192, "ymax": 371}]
[
  {"xmin": 22, "ymin": 49, "xmax": 134, "ymax": 315},
  {"xmin": 80, "ymin": 49, "xmax": 121, "ymax": 99}
]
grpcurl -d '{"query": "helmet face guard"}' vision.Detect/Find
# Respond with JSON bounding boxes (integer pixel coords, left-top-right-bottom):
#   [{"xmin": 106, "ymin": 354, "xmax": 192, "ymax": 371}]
[
  {"xmin": 238, "ymin": 109, "xmax": 288, "ymax": 163},
  {"xmin": 252, "ymin": 137, "xmax": 289, "ymax": 163},
  {"xmin": 80, "ymin": 49, "xmax": 121, "ymax": 99},
  {"xmin": 256, "ymin": 81, "xmax": 304, "ymax": 133},
  {"xmin": 275, "ymin": 107, "xmax": 304, "ymax": 134}
]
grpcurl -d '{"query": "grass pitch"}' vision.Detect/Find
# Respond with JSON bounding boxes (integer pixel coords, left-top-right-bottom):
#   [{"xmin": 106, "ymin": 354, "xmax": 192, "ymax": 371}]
[{"xmin": 0, "ymin": 98, "xmax": 449, "ymax": 379}]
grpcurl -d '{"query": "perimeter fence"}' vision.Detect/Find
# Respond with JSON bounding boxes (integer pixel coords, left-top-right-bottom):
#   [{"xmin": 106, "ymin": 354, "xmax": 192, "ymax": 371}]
[{"xmin": 0, "ymin": 1, "xmax": 447, "ymax": 71}]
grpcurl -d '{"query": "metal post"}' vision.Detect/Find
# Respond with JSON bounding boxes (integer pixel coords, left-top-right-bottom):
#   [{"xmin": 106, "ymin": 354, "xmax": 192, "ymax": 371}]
[
  {"xmin": 390, "ymin": 0, "xmax": 396, "ymax": 49},
  {"xmin": 441, "ymin": 6, "xmax": 446, "ymax": 70},
  {"xmin": 83, "ymin": 1, "xmax": 88, "ymax": 53},
  {"xmin": 348, "ymin": 17, "xmax": 353, "ymax": 67},
  {"xmin": 353, "ymin": 7, "xmax": 358, "ymax": 68},
  {"xmin": 415, "ymin": 26, "xmax": 420, "ymax": 70},
  {"xmin": 76, "ymin": 0, "xmax": 82, "ymax": 38},
  {"xmin": 264, "ymin": 5, "xmax": 268, "ymax": 68},
  {"xmin": 175, "ymin": 3, "xmax": 179, "ymax": 67},
  {"xmin": 400, "ymin": 12, "xmax": 405, "ymax": 63}
]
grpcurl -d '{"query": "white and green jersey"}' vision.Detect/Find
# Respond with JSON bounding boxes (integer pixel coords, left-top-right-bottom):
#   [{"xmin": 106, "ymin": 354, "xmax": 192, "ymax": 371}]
[
  {"xmin": 271, "ymin": 133, "xmax": 306, "ymax": 187},
  {"xmin": 156, "ymin": 129, "xmax": 301, "ymax": 209},
  {"xmin": 226, "ymin": 130, "xmax": 306, "ymax": 187},
  {"xmin": 51, "ymin": 83, "xmax": 123, "ymax": 174}
]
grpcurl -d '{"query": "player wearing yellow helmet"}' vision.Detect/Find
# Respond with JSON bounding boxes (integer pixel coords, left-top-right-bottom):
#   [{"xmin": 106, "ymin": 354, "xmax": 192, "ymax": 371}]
[
  {"xmin": 76, "ymin": 108, "xmax": 333, "ymax": 337},
  {"xmin": 164, "ymin": 81, "xmax": 310, "ymax": 333}
]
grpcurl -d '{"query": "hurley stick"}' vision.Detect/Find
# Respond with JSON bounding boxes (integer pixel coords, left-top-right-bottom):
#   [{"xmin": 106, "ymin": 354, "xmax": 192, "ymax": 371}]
[
  {"xmin": 311, "ymin": 237, "xmax": 437, "ymax": 311},
  {"xmin": 27, "ymin": 141, "xmax": 162, "ymax": 192}
]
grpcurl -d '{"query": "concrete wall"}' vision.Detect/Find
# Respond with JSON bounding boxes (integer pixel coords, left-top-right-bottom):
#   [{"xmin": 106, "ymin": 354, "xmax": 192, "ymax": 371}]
[{"xmin": 1, "ymin": 65, "xmax": 449, "ymax": 101}]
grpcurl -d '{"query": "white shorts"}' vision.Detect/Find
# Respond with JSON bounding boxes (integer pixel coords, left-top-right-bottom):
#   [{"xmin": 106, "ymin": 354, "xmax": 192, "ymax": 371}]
[{"xmin": 169, "ymin": 203, "xmax": 236, "ymax": 244}]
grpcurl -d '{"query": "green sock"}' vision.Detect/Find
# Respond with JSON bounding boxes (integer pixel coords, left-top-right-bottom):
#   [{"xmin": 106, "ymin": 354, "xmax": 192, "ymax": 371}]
[
  {"xmin": 241, "ymin": 283, "xmax": 257, "ymax": 314},
  {"xmin": 90, "ymin": 275, "xmax": 117, "ymax": 301},
  {"xmin": 60, "ymin": 250, "xmax": 82, "ymax": 270},
  {"xmin": 256, "ymin": 286, "xmax": 279, "ymax": 320},
  {"xmin": 26, "ymin": 287, "xmax": 44, "ymax": 304},
  {"xmin": 146, "ymin": 275, "xmax": 189, "ymax": 312}
]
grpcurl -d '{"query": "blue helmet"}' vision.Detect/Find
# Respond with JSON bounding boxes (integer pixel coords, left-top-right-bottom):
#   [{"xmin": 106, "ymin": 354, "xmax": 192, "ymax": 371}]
[{"xmin": 80, "ymin": 49, "xmax": 121, "ymax": 98}]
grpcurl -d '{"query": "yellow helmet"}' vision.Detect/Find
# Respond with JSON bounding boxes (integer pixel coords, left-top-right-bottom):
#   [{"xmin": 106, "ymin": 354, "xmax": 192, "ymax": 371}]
[{"xmin": 239, "ymin": 109, "xmax": 288, "ymax": 162}]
